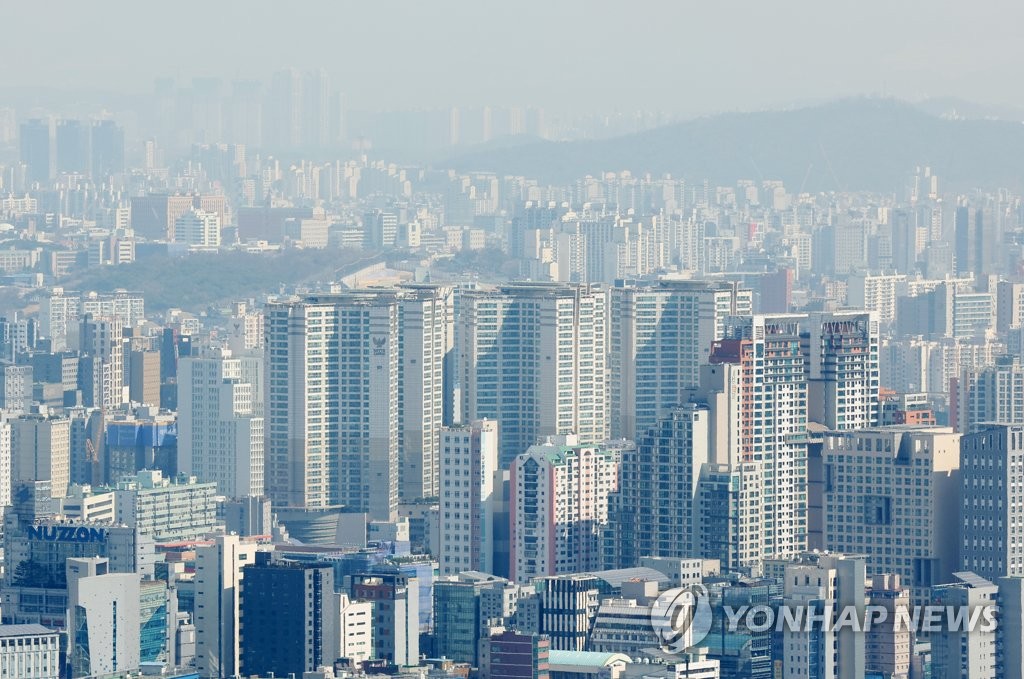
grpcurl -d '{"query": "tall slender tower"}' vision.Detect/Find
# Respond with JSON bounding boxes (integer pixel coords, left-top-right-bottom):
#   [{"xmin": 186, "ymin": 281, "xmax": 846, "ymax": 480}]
[
  {"xmin": 265, "ymin": 287, "xmax": 451, "ymax": 518},
  {"xmin": 804, "ymin": 311, "xmax": 880, "ymax": 430},
  {"xmin": 704, "ymin": 314, "xmax": 809, "ymax": 568},
  {"xmin": 609, "ymin": 279, "xmax": 752, "ymax": 440},
  {"xmin": 265, "ymin": 292, "xmax": 399, "ymax": 519},
  {"xmin": 459, "ymin": 283, "xmax": 608, "ymax": 466}
]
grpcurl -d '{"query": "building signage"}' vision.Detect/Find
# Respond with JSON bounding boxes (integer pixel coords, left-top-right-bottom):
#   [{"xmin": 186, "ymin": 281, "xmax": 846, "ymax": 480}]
[{"xmin": 27, "ymin": 525, "xmax": 108, "ymax": 543}]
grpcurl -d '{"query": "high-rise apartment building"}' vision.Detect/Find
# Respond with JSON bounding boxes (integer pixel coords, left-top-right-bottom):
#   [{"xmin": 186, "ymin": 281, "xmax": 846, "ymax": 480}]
[
  {"xmin": 19, "ymin": 119, "xmax": 51, "ymax": 185},
  {"xmin": 78, "ymin": 315, "xmax": 125, "ymax": 410},
  {"xmin": 608, "ymin": 404, "xmax": 709, "ymax": 568},
  {"xmin": 509, "ymin": 435, "xmax": 619, "ymax": 584},
  {"xmin": 960, "ymin": 424, "xmax": 1024, "ymax": 581},
  {"xmin": 804, "ymin": 311, "xmax": 881, "ymax": 430},
  {"xmin": 609, "ymin": 279, "xmax": 752, "ymax": 440},
  {"xmin": 178, "ymin": 349, "xmax": 264, "ymax": 498},
  {"xmin": 957, "ymin": 355, "xmax": 1024, "ymax": 433},
  {"xmin": 55, "ymin": 119, "xmax": 90, "ymax": 175},
  {"xmin": 397, "ymin": 284, "xmax": 453, "ymax": 501},
  {"xmin": 704, "ymin": 314, "xmax": 809, "ymax": 568},
  {"xmin": 438, "ymin": 420, "xmax": 498, "ymax": 575},
  {"xmin": 822, "ymin": 426, "xmax": 961, "ymax": 604},
  {"xmin": 846, "ymin": 272, "xmax": 907, "ymax": 325},
  {"xmin": 265, "ymin": 286, "xmax": 451, "ymax": 518},
  {"xmin": 90, "ymin": 120, "xmax": 125, "ymax": 178},
  {"xmin": 265, "ymin": 292, "xmax": 399, "ymax": 519},
  {"xmin": 460, "ymin": 283, "xmax": 608, "ymax": 466}
]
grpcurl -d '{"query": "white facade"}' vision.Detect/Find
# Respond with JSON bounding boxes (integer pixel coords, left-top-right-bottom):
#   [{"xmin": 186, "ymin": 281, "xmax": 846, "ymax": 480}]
[
  {"xmin": 610, "ymin": 279, "xmax": 752, "ymax": 440},
  {"xmin": 438, "ymin": 419, "xmax": 498, "ymax": 575},
  {"xmin": 460, "ymin": 283, "xmax": 608, "ymax": 466},
  {"xmin": 264, "ymin": 293, "xmax": 400, "ymax": 520},
  {"xmin": 179, "ymin": 350, "xmax": 265, "ymax": 498},
  {"xmin": 173, "ymin": 209, "xmax": 221, "ymax": 248},
  {"xmin": 194, "ymin": 535, "xmax": 261, "ymax": 679},
  {"xmin": 0, "ymin": 625, "xmax": 60, "ymax": 679},
  {"xmin": 339, "ymin": 595, "xmax": 373, "ymax": 663},
  {"xmin": 11, "ymin": 415, "xmax": 70, "ymax": 499},
  {"xmin": 67, "ymin": 571, "xmax": 142, "ymax": 678},
  {"xmin": 846, "ymin": 272, "xmax": 907, "ymax": 325},
  {"xmin": 805, "ymin": 311, "xmax": 881, "ymax": 430},
  {"xmin": 510, "ymin": 436, "xmax": 619, "ymax": 584}
]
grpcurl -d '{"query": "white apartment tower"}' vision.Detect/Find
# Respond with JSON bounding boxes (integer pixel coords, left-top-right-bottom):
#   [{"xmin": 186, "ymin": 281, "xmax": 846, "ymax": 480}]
[
  {"xmin": 805, "ymin": 311, "xmax": 881, "ymax": 430},
  {"xmin": 704, "ymin": 314, "xmax": 809, "ymax": 568},
  {"xmin": 178, "ymin": 349, "xmax": 265, "ymax": 498},
  {"xmin": 265, "ymin": 292, "xmax": 400, "ymax": 520},
  {"xmin": 957, "ymin": 355, "xmax": 1024, "ymax": 433},
  {"xmin": 397, "ymin": 284, "xmax": 453, "ymax": 501},
  {"xmin": 609, "ymin": 279, "xmax": 752, "ymax": 440},
  {"xmin": 460, "ymin": 283, "xmax": 608, "ymax": 466},
  {"xmin": 509, "ymin": 435, "xmax": 619, "ymax": 584},
  {"xmin": 438, "ymin": 419, "xmax": 498, "ymax": 575}
]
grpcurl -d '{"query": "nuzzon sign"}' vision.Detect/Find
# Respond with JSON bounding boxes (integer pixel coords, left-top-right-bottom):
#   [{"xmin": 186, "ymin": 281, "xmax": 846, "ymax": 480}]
[{"xmin": 26, "ymin": 525, "xmax": 108, "ymax": 543}]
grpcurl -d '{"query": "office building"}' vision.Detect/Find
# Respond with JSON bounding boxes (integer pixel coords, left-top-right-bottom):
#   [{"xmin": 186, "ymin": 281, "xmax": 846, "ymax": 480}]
[
  {"xmin": 438, "ymin": 420, "xmax": 498, "ymax": 575},
  {"xmin": 0, "ymin": 624, "xmax": 60, "ymax": 679},
  {"xmin": 66, "ymin": 563, "xmax": 141, "ymax": 678},
  {"xmin": 350, "ymin": 572, "xmax": 419, "ymax": 666},
  {"xmin": 609, "ymin": 279, "xmax": 752, "ymax": 440},
  {"xmin": 178, "ymin": 349, "xmax": 264, "ymax": 498},
  {"xmin": 608, "ymin": 404, "xmax": 709, "ymax": 569},
  {"xmin": 479, "ymin": 631, "xmax": 550, "ymax": 679},
  {"xmin": 960, "ymin": 424, "xmax": 1024, "ymax": 581},
  {"xmin": 173, "ymin": 209, "xmax": 221, "ymax": 248},
  {"xmin": 510, "ymin": 436, "xmax": 619, "ymax": 584},
  {"xmin": 194, "ymin": 535, "xmax": 262, "ymax": 679},
  {"xmin": 804, "ymin": 311, "xmax": 881, "ymax": 430},
  {"xmin": 0, "ymin": 362, "xmax": 33, "ymax": 413},
  {"xmin": 433, "ymin": 572, "xmax": 520, "ymax": 665},
  {"xmin": 536, "ymin": 574, "xmax": 600, "ymax": 652},
  {"xmin": 128, "ymin": 350, "xmax": 161, "ymax": 406},
  {"xmin": 823, "ymin": 426, "xmax": 961, "ymax": 603},
  {"xmin": 460, "ymin": 283, "xmax": 608, "ymax": 466},
  {"xmin": 11, "ymin": 413, "xmax": 71, "ymax": 499},
  {"xmin": 114, "ymin": 469, "xmax": 218, "ymax": 542},
  {"xmin": 239, "ymin": 555, "xmax": 340, "ymax": 677}
]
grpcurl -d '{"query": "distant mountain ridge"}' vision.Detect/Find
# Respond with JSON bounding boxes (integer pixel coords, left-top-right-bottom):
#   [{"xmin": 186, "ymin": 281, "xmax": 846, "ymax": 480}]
[{"xmin": 444, "ymin": 98, "xmax": 1024, "ymax": 192}]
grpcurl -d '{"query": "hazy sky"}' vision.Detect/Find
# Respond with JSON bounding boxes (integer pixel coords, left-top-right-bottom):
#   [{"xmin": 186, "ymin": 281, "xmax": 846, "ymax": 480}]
[{"xmin": 4, "ymin": 0, "xmax": 1023, "ymax": 114}]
